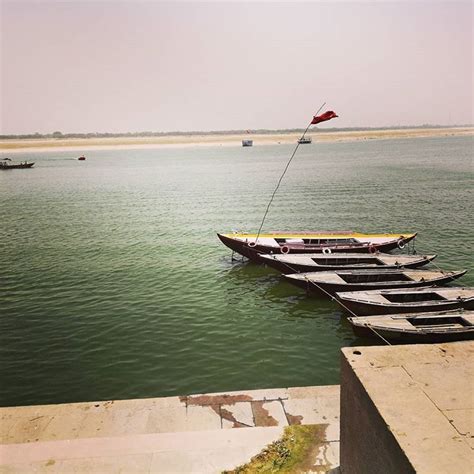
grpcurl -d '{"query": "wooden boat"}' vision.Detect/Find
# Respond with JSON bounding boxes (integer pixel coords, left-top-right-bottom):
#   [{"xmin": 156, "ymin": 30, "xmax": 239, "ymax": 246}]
[
  {"xmin": 217, "ymin": 231, "xmax": 417, "ymax": 262},
  {"xmin": 298, "ymin": 137, "xmax": 312, "ymax": 144},
  {"xmin": 259, "ymin": 252, "xmax": 436, "ymax": 274},
  {"xmin": 0, "ymin": 159, "xmax": 34, "ymax": 169},
  {"xmin": 283, "ymin": 269, "xmax": 467, "ymax": 296},
  {"xmin": 335, "ymin": 287, "xmax": 474, "ymax": 316},
  {"xmin": 348, "ymin": 310, "xmax": 474, "ymax": 343}
]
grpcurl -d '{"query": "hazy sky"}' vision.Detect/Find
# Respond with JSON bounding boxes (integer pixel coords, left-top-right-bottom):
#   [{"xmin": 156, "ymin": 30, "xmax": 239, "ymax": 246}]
[{"xmin": 1, "ymin": 1, "xmax": 472, "ymax": 134}]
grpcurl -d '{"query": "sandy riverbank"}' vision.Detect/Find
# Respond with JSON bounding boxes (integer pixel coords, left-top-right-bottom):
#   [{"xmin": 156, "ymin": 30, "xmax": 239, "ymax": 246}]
[{"xmin": 1, "ymin": 127, "xmax": 472, "ymax": 154}]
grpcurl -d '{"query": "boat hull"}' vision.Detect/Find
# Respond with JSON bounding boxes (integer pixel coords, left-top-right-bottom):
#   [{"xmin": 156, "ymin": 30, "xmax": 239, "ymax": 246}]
[
  {"xmin": 285, "ymin": 270, "xmax": 466, "ymax": 297},
  {"xmin": 0, "ymin": 162, "xmax": 35, "ymax": 169},
  {"xmin": 336, "ymin": 295, "xmax": 474, "ymax": 316},
  {"xmin": 285, "ymin": 277, "xmax": 436, "ymax": 296},
  {"xmin": 349, "ymin": 310, "xmax": 474, "ymax": 343},
  {"xmin": 350, "ymin": 321, "xmax": 474, "ymax": 343},
  {"xmin": 260, "ymin": 254, "xmax": 435, "ymax": 274},
  {"xmin": 217, "ymin": 232, "xmax": 417, "ymax": 263}
]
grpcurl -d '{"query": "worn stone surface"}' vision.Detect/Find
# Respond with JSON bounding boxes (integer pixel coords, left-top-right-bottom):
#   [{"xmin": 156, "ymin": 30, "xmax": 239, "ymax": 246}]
[
  {"xmin": 221, "ymin": 401, "xmax": 255, "ymax": 428},
  {"xmin": 444, "ymin": 408, "xmax": 473, "ymax": 446},
  {"xmin": 403, "ymin": 361, "xmax": 473, "ymax": 410},
  {"xmin": 340, "ymin": 341, "xmax": 474, "ymax": 474},
  {"xmin": 189, "ymin": 387, "xmax": 290, "ymax": 401},
  {"xmin": 314, "ymin": 441, "xmax": 340, "ymax": 473},
  {"xmin": 288, "ymin": 385, "xmax": 339, "ymax": 400},
  {"xmin": 0, "ymin": 428, "xmax": 285, "ymax": 474},
  {"xmin": 283, "ymin": 391, "xmax": 340, "ymax": 441},
  {"xmin": 251, "ymin": 400, "xmax": 288, "ymax": 427},
  {"xmin": 0, "ymin": 386, "xmax": 340, "ymax": 473},
  {"xmin": 3, "ymin": 414, "xmax": 55, "ymax": 444},
  {"xmin": 0, "ymin": 453, "xmax": 154, "ymax": 474},
  {"xmin": 343, "ymin": 343, "xmax": 447, "ymax": 369},
  {"xmin": 437, "ymin": 341, "xmax": 474, "ymax": 361}
]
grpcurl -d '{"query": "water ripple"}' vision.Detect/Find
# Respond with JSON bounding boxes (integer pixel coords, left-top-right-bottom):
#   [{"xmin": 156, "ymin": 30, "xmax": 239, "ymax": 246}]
[{"xmin": 0, "ymin": 136, "xmax": 472, "ymax": 406}]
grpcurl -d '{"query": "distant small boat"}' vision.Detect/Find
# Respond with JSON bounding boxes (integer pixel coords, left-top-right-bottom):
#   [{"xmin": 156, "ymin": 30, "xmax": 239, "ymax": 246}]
[
  {"xmin": 217, "ymin": 231, "xmax": 417, "ymax": 262},
  {"xmin": 259, "ymin": 252, "xmax": 436, "ymax": 274},
  {"xmin": 242, "ymin": 140, "xmax": 253, "ymax": 147},
  {"xmin": 348, "ymin": 310, "xmax": 474, "ymax": 343},
  {"xmin": 336, "ymin": 287, "xmax": 474, "ymax": 315},
  {"xmin": 78, "ymin": 156, "xmax": 86, "ymax": 161},
  {"xmin": 283, "ymin": 269, "xmax": 467, "ymax": 296},
  {"xmin": 0, "ymin": 158, "xmax": 34, "ymax": 169},
  {"xmin": 298, "ymin": 137, "xmax": 312, "ymax": 144}
]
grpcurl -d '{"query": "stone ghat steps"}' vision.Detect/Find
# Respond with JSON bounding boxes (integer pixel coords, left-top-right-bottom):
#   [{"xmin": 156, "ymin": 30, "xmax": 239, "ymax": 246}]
[
  {"xmin": 0, "ymin": 386, "xmax": 341, "ymax": 473},
  {"xmin": 0, "ymin": 427, "xmax": 287, "ymax": 473},
  {"xmin": 0, "ymin": 386, "xmax": 340, "ymax": 443}
]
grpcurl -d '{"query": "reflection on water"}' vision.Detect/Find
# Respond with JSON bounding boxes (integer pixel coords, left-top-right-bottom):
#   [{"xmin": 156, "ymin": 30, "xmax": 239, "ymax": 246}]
[{"xmin": 0, "ymin": 136, "xmax": 472, "ymax": 406}]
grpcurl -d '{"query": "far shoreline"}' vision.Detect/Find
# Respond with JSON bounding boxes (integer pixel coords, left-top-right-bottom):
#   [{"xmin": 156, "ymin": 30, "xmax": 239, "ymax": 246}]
[{"xmin": 0, "ymin": 127, "xmax": 472, "ymax": 154}]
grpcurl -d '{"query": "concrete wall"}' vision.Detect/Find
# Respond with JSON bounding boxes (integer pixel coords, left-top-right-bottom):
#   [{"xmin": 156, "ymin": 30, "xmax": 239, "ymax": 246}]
[
  {"xmin": 340, "ymin": 349, "xmax": 415, "ymax": 474},
  {"xmin": 339, "ymin": 342, "xmax": 473, "ymax": 474}
]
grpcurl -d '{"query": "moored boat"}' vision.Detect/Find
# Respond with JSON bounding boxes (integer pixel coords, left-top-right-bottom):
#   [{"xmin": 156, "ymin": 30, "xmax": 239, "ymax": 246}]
[
  {"xmin": 0, "ymin": 158, "xmax": 34, "ymax": 169},
  {"xmin": 298, "ymin": 137, "xmax": 312, "ymax": 144},
  {"xmin": 335, "ymin": 287, "xmax": 474, "ymax": 316},
  {"xmin": 283, "ymin": 269, "xmax": 467, "ymax": 296},
  {"xmin": 217, "ymin": 231, "xmax": 417, "ymax": 262},
  {"xmin": 259, "ymin": 252, "xmax": 436, "ymax": 274},
  {"xmin": 242, "ymin": 140, "xmax": 253, "ymax": 147},
  {"xmin": 348, "ymin": 310, "xmax": 474, "ymax": 343}
]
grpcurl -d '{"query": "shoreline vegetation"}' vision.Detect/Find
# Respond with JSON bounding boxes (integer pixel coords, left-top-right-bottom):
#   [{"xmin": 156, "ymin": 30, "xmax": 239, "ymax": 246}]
[{"xmin": 1, "ymin": 126, "xmax": 472, "ymax": 154}]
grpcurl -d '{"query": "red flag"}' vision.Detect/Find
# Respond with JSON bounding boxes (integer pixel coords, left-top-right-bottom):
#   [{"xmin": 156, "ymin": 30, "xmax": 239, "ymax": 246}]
[{"xmin": 311, "ymin": 111, "xmax": 338, "ymax": 125}]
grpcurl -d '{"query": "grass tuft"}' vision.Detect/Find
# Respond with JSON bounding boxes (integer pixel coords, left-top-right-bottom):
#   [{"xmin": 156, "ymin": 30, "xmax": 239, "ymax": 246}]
[{"xmin": 223, "ymin": 424, "xmax": 330, "ymax": 474}]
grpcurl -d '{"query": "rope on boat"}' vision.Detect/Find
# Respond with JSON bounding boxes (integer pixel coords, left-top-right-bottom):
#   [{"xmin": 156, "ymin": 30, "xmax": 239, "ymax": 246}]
[
  {"xmin": 367, "ymin": 326, "xmax": 392, "ymax": 346},
  {"xmin": 302, "ymin": 276, "xmax": 391, "ymax": 346},
  {"xmin": 255, "ymin": 102, "xmax": 326, "ymax": 243},
  {"xmin": 424, "ymin": 258, "xmax": 462, "ymax": 283},
  {"xmin": 272, "ymin": 258, "xmax": 392, "ymax": 346}
]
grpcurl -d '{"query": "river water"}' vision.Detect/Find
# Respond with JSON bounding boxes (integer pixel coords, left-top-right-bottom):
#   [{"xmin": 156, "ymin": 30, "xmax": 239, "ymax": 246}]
[{"xmin": 0, "ymin": 136, "xmax": 472, "ymax": 406}]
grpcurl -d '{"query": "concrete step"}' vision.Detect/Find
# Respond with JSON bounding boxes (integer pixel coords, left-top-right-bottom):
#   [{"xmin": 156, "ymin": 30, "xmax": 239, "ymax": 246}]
[
  {"xmin": 0, "ymin": 427, "xmax": 288, "ymax": 473},
  {"xmin": 1, "ymin": 386, "xmax": 340, "ymax": 443},
  {"xmin": 0, "ymin": 386, "xmax": 341, "ymax": 473}
]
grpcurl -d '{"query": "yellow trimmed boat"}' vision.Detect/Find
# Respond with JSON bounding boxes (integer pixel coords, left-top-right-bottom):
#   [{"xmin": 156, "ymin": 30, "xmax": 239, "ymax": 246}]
[{"xmin": 217, "ymin": 231, "xmax": 417, "ymax": 262}]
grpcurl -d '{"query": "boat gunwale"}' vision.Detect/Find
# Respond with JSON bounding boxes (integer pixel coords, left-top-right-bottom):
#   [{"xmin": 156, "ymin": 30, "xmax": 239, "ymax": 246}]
[
  {"xmin": 350, "ymin": 321, "xmax": 474, "ymax": 335},
  {"xmin": 348, "ymin": 312, "xmax": 474, "ymax": 335},
  {"xmin": 287, "ymin": 269, "xmax": 466, "ymax": 282},
  {"xmin": 221, "ymin": 232, "xmax": 417, "ymax": 240},
  {"xmin": 336, "ymin": 288, "xmax": 474, "ymax": 306}
]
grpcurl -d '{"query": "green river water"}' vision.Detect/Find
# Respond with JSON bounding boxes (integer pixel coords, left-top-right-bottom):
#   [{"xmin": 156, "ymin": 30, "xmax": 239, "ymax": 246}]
[{"xmin": 0, "ymin": 136, "xmax": 472, "ymax": 407}]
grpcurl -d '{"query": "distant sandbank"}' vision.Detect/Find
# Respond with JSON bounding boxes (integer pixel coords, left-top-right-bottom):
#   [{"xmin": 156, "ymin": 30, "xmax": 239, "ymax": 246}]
[{"xmin": 1, "ymin": 127, "xmax": 472, "ymax": 154}]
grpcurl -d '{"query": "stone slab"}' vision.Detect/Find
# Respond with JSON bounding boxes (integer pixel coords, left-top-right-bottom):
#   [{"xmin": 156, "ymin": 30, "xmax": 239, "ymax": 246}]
[
  {"xmin": 146, "ymin": 404, "xmax": 227, "ymax": 433},
  {"xmin": 342, "ymin": 344, "xmax": 447, "ymax": 370},
  {"xmin": 314, "ymin": 441, "xmax": 340, "ymax": 472},
  {"xmin": 186, "ymin": 387, "xmax": 289, "ymax": 402},
  {"xmin": 0, "ymin": 427, "xmax": 285, "ymax": 466},
  {"xmin": 342, "ymin": 342, "xmax": 474, "ymax": 474},
  {"xmin": 221, "ymin": 401, "xmax": 255, "ymax": 428},
  {"xmin": 444, "ymin": 409, "xmax": 473, "ymax": 438},
  {"xmin": 2, "ymin": 414, "xmax": 55, "ymax": 445},
  {"xmin": 251, "ymin": 400, "xmax": 288, "ymax": 427},
  {"xmin": 436, "ymin": 341, "xmax": 474, "ymax": 362},
  {"xmin": 403, "ymin": 361, "xmax": 474, "ymax": 410},
  {"xmin": 288, "ymin": 385, "xmax": 340, "ymax": 400},
  {"xmin": 283, "ymin": 397, "xmax": 340, "ymax": 441},
  {"xmin": 0, "ymin": 453, "xmax": 153, "ymax": 474},
  {"xmin": 0, "ymin": 386, "xmax": 340, "ymax": 472}
]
